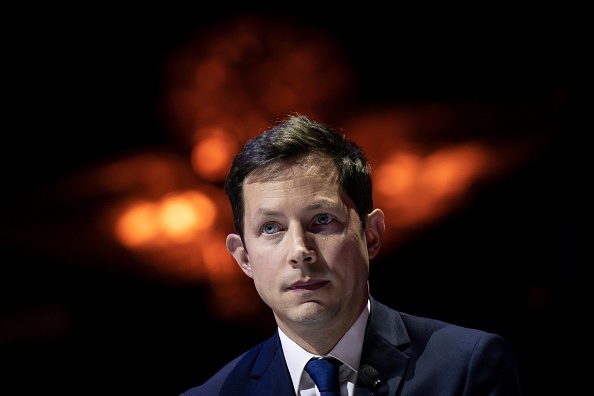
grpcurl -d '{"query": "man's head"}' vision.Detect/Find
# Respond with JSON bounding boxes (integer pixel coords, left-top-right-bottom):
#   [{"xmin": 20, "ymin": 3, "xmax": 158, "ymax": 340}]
[
  {"xmin": 224, "ymin": 114, "xmax": 385, "ymax": 350},
  {"xmin": 225, "ymin": 114, "xmax": 373, "ymax": 244}
]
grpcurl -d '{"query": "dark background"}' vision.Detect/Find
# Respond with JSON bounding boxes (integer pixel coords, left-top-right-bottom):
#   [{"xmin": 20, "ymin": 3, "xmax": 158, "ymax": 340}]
[{"xmin": 2, "ymin": 5, "xmax": 586, "ymax": 395}]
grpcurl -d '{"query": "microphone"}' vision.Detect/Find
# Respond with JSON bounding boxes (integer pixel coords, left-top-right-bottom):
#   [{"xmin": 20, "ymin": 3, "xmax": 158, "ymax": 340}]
[{"xmin": 358, "ymin": 364, "xmax": 383, "ymax": 394}]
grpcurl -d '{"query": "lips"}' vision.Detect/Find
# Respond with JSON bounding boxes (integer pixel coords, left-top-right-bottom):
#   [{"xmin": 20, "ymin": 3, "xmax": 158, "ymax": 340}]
[{"xmin": 288, "ymin": 280, "xmax": 328, "ymax": 291}]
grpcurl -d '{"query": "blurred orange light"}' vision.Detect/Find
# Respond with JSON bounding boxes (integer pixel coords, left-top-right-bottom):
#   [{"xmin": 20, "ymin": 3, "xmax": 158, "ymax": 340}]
[
  {"xmin": 159, "ymin": 191, "xmax": 217, "ymax": 241},
  {"xmin": 114, "ymin": 190, "xmax": 218, "ymax": 248},
  {"xmin": 201, "ymin": 235, "xmax": 240, "ymax": 281},
  {"xmin": 191, "ymin": 128, "xmax": 237, "ymax": 181},
  {"xmin": 375, "ymin": 153, "xmax": 421, "ymax": 197},
  {"xmin": 115, "ymin": 201, "xmax": 160, "ymax": 248},
  {"xmin": 420, "ymin": 144, "xmax": 488, "ymax": 196}
]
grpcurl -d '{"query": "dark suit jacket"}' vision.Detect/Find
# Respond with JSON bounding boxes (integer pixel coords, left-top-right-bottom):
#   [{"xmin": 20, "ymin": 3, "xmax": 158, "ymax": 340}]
[{"xmin": 180, "ymin": 297, "xmax": 522, "ymax": 395}]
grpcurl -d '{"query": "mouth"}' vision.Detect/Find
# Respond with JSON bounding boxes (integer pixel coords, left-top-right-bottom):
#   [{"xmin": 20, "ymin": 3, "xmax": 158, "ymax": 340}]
[{"xmin": 288, "ymin": 280, "xmax": 329, "ymax": 291}]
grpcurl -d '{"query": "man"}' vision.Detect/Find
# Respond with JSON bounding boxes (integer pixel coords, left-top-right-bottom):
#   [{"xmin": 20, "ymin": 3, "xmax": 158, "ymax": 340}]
[{"xmin": 180, "ymin": 114, "xmax": 522, "ymax": 395}]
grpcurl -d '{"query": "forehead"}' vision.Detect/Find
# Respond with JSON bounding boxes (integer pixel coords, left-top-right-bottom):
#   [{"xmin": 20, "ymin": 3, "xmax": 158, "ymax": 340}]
[
  {"xmin": 241, "ymin": 152, "xmax": 356, "ymax": 218},
  {"xmin": 245, "ymin": 152, "xmax": 337, "ymax": 184}
]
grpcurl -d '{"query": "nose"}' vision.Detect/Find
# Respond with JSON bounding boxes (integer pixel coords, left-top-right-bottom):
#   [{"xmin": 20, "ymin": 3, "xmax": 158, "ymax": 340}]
[{"xmin": 287, "ymin": 225, "xmax": 317, "ymax": 266}]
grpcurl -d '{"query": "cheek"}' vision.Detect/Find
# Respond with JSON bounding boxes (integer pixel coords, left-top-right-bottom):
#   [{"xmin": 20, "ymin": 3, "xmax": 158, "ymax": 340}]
[
  {"xmin": 250, "ymin": 262, "xmax": 270, "ymax": 280},
  {"xmin": 325, "ymin": 236, "xmax": 369, "ymax": 271},
  {"xmin": 247, "ymin": 247, "xmax": 280, "ymax": 279}
]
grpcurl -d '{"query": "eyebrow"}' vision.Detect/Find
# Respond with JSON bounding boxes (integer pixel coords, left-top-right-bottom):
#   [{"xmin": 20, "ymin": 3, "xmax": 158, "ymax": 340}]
[
  {"xmin": 254, "ymin": 198, "xmax": 341, "ymax": 218},
  {"xmin": 304, "ymin": 199, "xmax": 340, "ymax": 211}
]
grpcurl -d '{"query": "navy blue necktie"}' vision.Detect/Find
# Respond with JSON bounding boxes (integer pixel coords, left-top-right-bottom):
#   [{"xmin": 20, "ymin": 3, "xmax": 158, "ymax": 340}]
[{"xmin": 304, "ymin": 357, "xmax": 342, "ymax": 396}]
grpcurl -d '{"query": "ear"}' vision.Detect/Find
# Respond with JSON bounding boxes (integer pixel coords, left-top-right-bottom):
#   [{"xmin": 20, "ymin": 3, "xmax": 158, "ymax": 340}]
[
  {"xmin": 365, "ymin": 209, "xmax": 385, "ymax": 260},
  {"xmin": 226, "ymin": 233, "xmax": 253, "ymax": 278}
]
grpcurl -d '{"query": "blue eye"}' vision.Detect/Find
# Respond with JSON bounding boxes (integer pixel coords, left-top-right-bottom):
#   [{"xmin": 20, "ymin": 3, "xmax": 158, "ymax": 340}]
[
  {"xmin": 314, "ymin": 213, "xmax": 333, "ymax": 225},
  {"xmin": 262, "ymin": 222, "xmax": 280, "ymax": 234}
]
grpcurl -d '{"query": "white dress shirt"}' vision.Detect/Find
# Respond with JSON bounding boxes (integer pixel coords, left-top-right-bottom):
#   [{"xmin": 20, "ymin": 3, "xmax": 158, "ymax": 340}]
[{"xmin": 279, "ymin": 299, "xmax": 371, "ymax": 396}]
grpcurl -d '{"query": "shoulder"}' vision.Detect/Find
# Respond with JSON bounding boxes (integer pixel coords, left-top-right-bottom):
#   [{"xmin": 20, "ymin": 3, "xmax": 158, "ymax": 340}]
[
  {"xmin": 370, "ymin": 296, "xmax": 503, "ymax": 346},
  {"xmin": 398, "ymin": 309, "xmax": 513, "ymax": 355},
  {"xmin": 399, "ymin": 311, "xmax": 521, "ymax": 393},
  {"xmin": 179, "ymin": 335, "xmax": 280, "ymax": 396},
  {"xmin": 367, "ymin": 297, "xmax": 521, "ymax": 394},
  {"xmin": 372, "ymin": 297, "xmax": 514, "ymax": 352}
]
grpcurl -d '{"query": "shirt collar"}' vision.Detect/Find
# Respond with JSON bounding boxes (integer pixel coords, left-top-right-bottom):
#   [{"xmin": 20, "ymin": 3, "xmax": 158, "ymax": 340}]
[{"xmin": 279, "ymin": 299, "xmax": 371, "ymax": 394}]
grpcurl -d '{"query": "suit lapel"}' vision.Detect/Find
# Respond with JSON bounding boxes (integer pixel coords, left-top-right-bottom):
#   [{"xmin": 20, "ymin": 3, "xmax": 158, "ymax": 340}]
[
  {"xmin": 357, "ymin": 297, "xmax": 411, "ymax": 396},
  {"xmin": 248, "ymin": 332, "xmax": 296, "ymax": 396}
]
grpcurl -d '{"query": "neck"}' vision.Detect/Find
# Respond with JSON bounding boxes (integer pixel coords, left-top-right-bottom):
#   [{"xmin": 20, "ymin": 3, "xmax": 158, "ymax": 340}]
[
  {"xmin": 280, "ymin": 323, "xmax": 345, "ymax": 355},
  {"xmin": 275, "ymin": 298, "xmax": 368, "ymax": 355}
]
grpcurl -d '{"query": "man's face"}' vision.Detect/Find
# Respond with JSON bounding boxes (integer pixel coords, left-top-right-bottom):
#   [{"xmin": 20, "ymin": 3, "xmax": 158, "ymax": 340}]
[{"xmin": 226, "ymin": 153, "xmax": 384, "ymax": 338}]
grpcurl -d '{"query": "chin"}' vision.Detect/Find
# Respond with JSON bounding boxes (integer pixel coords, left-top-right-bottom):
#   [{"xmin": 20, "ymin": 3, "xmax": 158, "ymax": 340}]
[{"xmin": 290, "ymin": 301, "xmax": 336, "ymax": 324}]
